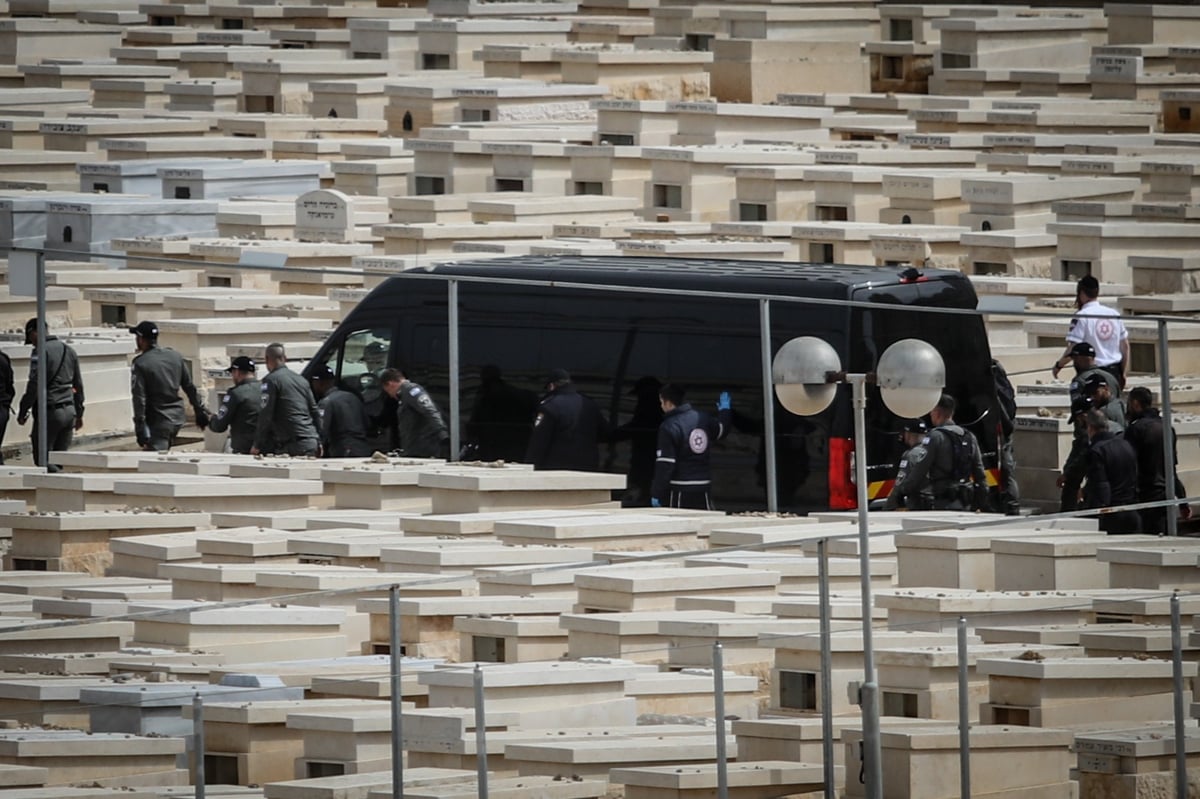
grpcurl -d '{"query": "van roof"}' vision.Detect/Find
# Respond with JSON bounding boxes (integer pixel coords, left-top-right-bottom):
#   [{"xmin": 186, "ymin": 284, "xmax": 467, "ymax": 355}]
[{"xmin": 420, "ymin": 255, "xmax": 975, "ymax": 303}]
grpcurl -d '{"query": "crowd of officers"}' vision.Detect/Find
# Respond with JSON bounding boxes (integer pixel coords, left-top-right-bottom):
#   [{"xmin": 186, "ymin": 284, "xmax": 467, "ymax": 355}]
[
  {"xmin": 1051, "ymin": 341, "xmax": 1189, "ymax": 534},
  {"xmin": 7, "ymin": 275, "xmax": 1187, "ymax": 530},
  {"xmin": 885, "ymin": 276, "xmax": 1189, "ymax": 534}
]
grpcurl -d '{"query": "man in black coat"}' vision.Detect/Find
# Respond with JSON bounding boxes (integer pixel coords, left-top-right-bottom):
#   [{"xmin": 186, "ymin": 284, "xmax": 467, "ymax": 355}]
[
  {"xmin": 1124, "ymin": 386, "xmax": 1191, "ymax": 533},
  {"xmin": 1083, "ymin": 408, "xmax": 1141, "ymax": 534},
  {"xmin": 0, "ymin": 345, "xmax": 12, "ymax": 464},
  {"xmin": 525, "ymin": 368, "xmax": 607, "ymax": 471}
]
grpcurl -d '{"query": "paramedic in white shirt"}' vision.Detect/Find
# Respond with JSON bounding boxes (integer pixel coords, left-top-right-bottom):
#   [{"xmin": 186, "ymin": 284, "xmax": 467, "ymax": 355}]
[{"xmin": 1051, "ymin": 274, "xmax": 1129, "ymax": 390}]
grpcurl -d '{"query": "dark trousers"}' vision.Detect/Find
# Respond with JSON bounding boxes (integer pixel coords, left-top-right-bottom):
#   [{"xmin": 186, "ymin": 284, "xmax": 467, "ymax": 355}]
[
  {"xmin": 0, "ymin": 406, "xmax": 9, "ymax": 465},
  {"xmin": 1139, "ymin": 503, "xmax": 1183, "ymax": 535},
  {"xmin": 31, "ymin": 404, "xmax": 75, "ymax": 467},
  {"xmin": 668, "ymin": 489, "xmax": 713, "ymax": 510},
  {"xmin": 1100, "ymin": 509, "xmax": 1143, "ymax": 535},
  {"xmin": 1099, "ymin": 361, "xmax": 1125, "ymax": 394},
  {"xmin": 998, "ymin": 435, "xmax": 1020, "ymax": 514},
  {"xmin": 1060, "ymin": 448, "xmax": 1087, "ymax": 512},
  {"xmin": 147, "ymin": 422, "xmax": 183, "ymax": 452},
  {"xmin": 281, "ymin": 439, "xmax": 319, "ymax": 457}
]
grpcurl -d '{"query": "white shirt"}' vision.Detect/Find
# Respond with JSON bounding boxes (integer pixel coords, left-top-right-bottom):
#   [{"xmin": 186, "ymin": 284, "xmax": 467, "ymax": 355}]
[{"xmin": 1067, "ymin": 299, "xmax": 1127, "ymax": 367}]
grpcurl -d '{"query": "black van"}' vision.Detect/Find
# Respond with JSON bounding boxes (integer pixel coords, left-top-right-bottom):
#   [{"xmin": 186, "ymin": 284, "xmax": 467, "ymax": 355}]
[{"xmin": 306, "ymin": 255, "xmax": 1001, "ymax": 512}]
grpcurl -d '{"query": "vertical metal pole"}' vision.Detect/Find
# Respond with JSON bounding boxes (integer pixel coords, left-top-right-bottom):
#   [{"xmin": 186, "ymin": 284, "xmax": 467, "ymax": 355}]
[
  {"xmin": 957, "ymin": 616, "xmax": 971, "ymax": 799},
  {"xmin": 192, "ymin": 694, "xmax": 205, "ymax": 799},
  {"xmin": 390, "ymin": 585, "xmax": 404, "ymax": 799},
  {"xmin": 713, "ymin": 643, "xmax": 729, "ymax": 799},
  {"xmin": 1171, "ymin": 592, "xmax": 1186, "ymax": 799},
  {"xmin": 1159, "ymin": 319, "xmax": 1179, "ymax": 537},
  {"xmin": 759, "ymin": 298, "xmax": 778, "ymax": 512},
  {"xmin": 851, "ymin": 374, "xmax": 882, "ymax": 799},
  {"xmin": 35, "ymin": 251, "xmax": 48, "ymax": 471},
  {"xmin": 473, "ymin": 664, "xmax": 489, "ymax": 799},
  {"xmin": 448, "ymin": 279, "xmax": 460, "ymax": 461},
  {"xmin": 817, "ymin": 539, "xmax": 835, "ymax": 799}
]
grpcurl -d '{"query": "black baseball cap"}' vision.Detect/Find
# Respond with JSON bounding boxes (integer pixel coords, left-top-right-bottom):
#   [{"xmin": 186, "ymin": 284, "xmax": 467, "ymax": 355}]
[
  {"xmin": 1069, "ymin": 342, "xmax": 1095, "ymax": 358},
  {"xmin": 1081, "ymin": 372, "xmax": 1108, "ymax": 394},
  {"xmin": 902, "ymin": 419, "xmax": 928, "ymax": 435},
  {"xmin": 130, "ymin": 320, "xmax": 159, "ymax": 339},
  {"xmin": 310, "ymin": 364, "xmax": 337, "ymax": 381},
  {"xmin": 547, "ymin": 368, "xmax": 570, "ymax": 385},
  {"xmin": 227, "ymin": 356, "xmax": 255, "ymax": 373},
  {"xmin": 23, "ymin": 317, "xmax": 38, "ymax": 345},
  {"xmin": 1070, "ymin": 395, "xmax": 1093, "ymax": 417}
]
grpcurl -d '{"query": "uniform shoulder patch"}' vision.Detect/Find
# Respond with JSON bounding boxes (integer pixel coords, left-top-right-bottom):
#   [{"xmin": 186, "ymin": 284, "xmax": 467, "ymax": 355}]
[
  {"xmin": 534, "ymin": 412, "xmax": 544, "ymax": 427},
  {"xmin": 261, "ymin": 382, "xmax": 270, "ymax": 392},
  {"xmin": 409, "ymin": 387, "xmax": 422, "ymax": 397},
  {"xmin": 920, "ymin": 435, "xmax": 931, "ymax": 446},
  {"xmin": 909, "ymin": 447, "xmax": 928, "ymax": 463}
]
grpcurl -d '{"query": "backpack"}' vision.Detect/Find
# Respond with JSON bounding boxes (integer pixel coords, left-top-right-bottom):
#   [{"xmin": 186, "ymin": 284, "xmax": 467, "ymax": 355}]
[
  {"xmin": 938, "ymin": 427, "xmax": 975, "ymax": 483},
  {"xmin": 992, "ymin": 359, "xmax": 1016, "ymax": 434}
]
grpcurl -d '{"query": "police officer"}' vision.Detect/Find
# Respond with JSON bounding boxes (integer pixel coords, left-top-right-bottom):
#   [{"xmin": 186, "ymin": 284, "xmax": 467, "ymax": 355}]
[
  {"xmin": 1057, "ymin": 346, "xmax": 1122, "ymax": 511},
  {"xmin": 129, "ymin": 320, "xmax": 208, "ymax": 452},
  {"xmin": 884, "ymin": 419, "xmax": 931, "ymax": 511},
  {"xmin": 650, "ymin": 384, "xmax": 731, "ymax": 510},
  {"xmin": 207, "ymin": 356, "xmax": 259, "ymax": 454},
  {"xmin": 1082, "ymin": 372, "xmax": 1125, "ymax": 430},
  {"xmin": 1083, "ymin": 408, "xmax": 1141, "ymax": 534},
  {"xmin": 251, "ymin": 343, "xmax": 321, "ymax": 457},
  {"xmin": 17, "ymin": 318, "xmax": 84, "ymax": 466},
  {"xmin": 379, "ymin": 366, "xmax": 448, "ymax": 458},
  {"xmin": 311, "ymin": 364, "xmax": 373, "ymax": 458},
  {"xmin": 897, "ymin": 393, "xmax": 988, "ymax": 511},
  {"xmin": 359, "ymin": 341, "xmax": 395, "ymax": 452},
  {"xmin": 525, "ymin": 368, "xmax": 607, "ymax": 471}
]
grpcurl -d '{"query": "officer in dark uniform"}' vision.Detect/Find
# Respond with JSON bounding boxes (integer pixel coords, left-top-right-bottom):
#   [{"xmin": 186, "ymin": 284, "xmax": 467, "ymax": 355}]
[
  {"xmin": 896, "ymin": 393, "xmax": 988, "ymax": 511},
  {"xmin": 525, "ymin": 368, "xmax": 607, "ymax": 471},
  {"xmin": 252, "ymin": 343, "xmax": 321, "ymax": 457},
  {"xmin": 1124, "ymin": 386, "xmax": 1191, "ymax": 534},
  {"xmin": 129, "ymin": 320, "xmax": 208, "ymax": 452},
  {"xmin": 207, "ymin": 356, "xmax": 259, "ymax": 454},
  {"xmin": 650, "ymin": 383, "xmax": 731, "ymax": 509},
  {"xmin": 1082, "ymin": 372, "xmax": 1125, "ymax": 430},
  {"xmin": 1058, "ymin": 346, "xmax": 1122, "ymax": 511},
  {"xmin": 379, "ymin": 366, "xmax": 448, "ymax": 458},
  {"xmin": 17, "ymin": 318, "xmax": 84, "ymax": 466},
  {"xmin": 1083, "ymin": 408, "xmax": 1141, "ymax": 534},
  {"xmin": 884, "ymin": 419, "xmax": 931, "ymax": 511},
  {"xmin": 311, "ymin": 364, "xmax": 373, "ymax": 458}
]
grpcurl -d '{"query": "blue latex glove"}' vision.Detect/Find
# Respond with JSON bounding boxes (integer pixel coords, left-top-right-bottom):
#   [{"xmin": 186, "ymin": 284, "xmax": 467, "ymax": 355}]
[
  {"xmin": 717, "ymin": 391, "xmax": 731, "ymax": 411},
  {"xmin": 650, "ymin": 498, "xmax": 661, "ymax": 507}
]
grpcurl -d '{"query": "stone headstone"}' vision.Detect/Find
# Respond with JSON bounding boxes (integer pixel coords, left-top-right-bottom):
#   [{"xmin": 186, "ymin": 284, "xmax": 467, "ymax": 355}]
[{"xmin": 296, "ymin": 189, "xmax": 353, "ymax": 243}]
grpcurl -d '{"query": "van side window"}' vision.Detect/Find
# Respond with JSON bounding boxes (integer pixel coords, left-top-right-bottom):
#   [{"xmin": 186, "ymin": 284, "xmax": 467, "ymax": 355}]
[{"xmin": 338, "ymin": 328, "xmax": 393, "ymax": 394}]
